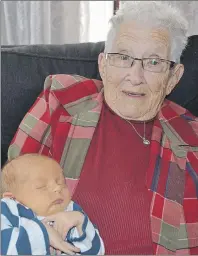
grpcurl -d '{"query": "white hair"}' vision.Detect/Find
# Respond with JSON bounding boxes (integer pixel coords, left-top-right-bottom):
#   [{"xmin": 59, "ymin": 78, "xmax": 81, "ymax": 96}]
[{"xmin": 105, "ymin": 1, "xmax": 189, "ymax": 63}]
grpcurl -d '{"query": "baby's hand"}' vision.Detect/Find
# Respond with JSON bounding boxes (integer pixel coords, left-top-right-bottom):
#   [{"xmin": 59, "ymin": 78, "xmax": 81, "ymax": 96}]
[
  {"xmin": 41, "ymin": 221, "xmax": 80, "ymax": 255},
  {"xmin": 43, "ymin": 211, "xmax": 85, "ymax": 240}
]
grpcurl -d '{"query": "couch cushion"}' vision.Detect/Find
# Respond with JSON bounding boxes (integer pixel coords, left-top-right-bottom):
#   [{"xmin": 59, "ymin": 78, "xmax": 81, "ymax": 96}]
[{"xmin": 167, "ymin": 35, "xmax": 198, "ymax": 115}]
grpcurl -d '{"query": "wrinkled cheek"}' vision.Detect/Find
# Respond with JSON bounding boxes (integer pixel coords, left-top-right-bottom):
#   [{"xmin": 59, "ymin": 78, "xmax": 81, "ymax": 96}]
[
  {"xmin": 104, "ymin": 68, "xmax": 123, "ymax": 102},
  {"xmin": 147, "ymin": 74, "xmax": 168, "ymax": 93},
  {"xmin": 146, "ymin": 87, "xmax": 167, "ymax": 114},
  {"xmin": 146, "ymin": 89, "xmax": 166, "ymax": 117},
  {"xmin": 105, "ymin": 84, "xmax": 121, "ymax": 105},
  {"xmin": 150, "ymin": 84, "xmax": 163, "ymax": 94},
  {"xmin": 104, "ymin": 83, "xmax": 118, "ymax": 102},
  {"xmin": 147, "ymin": 90, "xmax": 165, "ymax": 111}
]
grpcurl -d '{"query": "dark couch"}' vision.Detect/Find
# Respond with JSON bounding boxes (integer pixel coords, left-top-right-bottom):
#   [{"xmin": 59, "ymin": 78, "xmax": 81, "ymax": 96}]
[{"xmin": 1, "ymin": 36, "xmax": 198, "ymax": 166}]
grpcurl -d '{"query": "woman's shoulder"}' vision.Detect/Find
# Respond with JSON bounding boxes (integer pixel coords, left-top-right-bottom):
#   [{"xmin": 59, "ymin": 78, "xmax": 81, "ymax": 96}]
[
  {"xmin": 161, "ymin": 99, "xmax": 198, "ymax": 122},
  {"xmin": 43, "ymin": 74, "xmax": 104, "ymax": 117},
  {"xmin": 44, "ymin": 74, "xmax": 103, "ymax": 99},
  {"xmin": 160, "ymin": 99, "xmax": 198, "ymax": 146}
]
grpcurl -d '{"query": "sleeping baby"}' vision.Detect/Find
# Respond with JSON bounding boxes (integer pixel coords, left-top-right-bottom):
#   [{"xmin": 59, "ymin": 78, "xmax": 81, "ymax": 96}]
[{"xmin": 1, "ymin": 153, "xmax": 104, "ymax": 255}]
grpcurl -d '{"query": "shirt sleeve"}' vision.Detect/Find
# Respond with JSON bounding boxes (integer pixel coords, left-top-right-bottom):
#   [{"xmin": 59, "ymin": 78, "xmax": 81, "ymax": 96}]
[
  {"xmin": 176, "ymin": 151, "xmax": 198, "ymax": 255},
  {"xmin": 66, "ymin": 202, "xmax": 105, "ymax": 255},
  {"xmin": 1, "ymin": 199, "xmax": 50, "ymax": 255}
]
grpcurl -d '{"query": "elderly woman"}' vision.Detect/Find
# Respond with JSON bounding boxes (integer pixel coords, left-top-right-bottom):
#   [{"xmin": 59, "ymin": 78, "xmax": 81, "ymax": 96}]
[{"xmin": 8, "ymin": 1, "xmax": 198, "ymax": 255}]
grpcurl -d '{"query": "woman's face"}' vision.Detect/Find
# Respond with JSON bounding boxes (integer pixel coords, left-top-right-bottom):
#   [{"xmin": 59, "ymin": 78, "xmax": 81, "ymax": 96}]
[{"xmin": 98, "ymin": 22, "xmax": 184, "ymax": 121}]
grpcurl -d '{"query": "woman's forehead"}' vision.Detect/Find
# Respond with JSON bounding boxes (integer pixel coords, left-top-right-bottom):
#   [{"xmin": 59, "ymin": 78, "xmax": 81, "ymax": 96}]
[
  {"xmin": 117, "ymin": 22, "xmax": 169, "ymax": 38},
  {"xmin": 112, "ymin": 22, "xmax": 170, "ymax": 56}
]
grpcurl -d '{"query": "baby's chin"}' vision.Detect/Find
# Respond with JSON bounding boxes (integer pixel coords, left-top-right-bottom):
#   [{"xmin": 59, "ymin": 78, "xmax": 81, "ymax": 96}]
[
  {"xmin": 34, "ymin": 200, "xmax": 69, "ymax": 216},
  {"xmin": 45, "ymin": 200, "xmax": 69, "ymax": 216}
]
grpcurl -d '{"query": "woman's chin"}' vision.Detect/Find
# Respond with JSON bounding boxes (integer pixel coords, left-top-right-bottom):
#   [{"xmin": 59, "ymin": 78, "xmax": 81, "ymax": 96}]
[{"xmin": 116, "ymin": 107, "xmax": 145, "ymax": 121}]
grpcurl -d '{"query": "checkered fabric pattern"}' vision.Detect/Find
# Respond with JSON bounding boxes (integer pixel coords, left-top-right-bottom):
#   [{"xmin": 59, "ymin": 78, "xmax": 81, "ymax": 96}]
[{"xmin": 8, "ymin": 74, "xmax": 198, "ymax": 255}]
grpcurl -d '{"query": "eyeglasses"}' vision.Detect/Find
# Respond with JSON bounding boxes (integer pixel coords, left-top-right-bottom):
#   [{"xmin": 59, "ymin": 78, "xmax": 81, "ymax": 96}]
[{"xmin": 105, "ymin": 53, "xmax": 175, "ymax": 73}]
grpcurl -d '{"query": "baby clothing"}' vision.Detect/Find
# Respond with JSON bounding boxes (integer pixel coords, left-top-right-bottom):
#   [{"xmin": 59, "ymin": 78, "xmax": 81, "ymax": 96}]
[{"xmin": 1, "ymin": 198, "xmax": 104, "ymax": 255}]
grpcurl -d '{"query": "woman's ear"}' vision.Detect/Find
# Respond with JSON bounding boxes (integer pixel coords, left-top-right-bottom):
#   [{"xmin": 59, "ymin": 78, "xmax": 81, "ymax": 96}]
[
  {"xmin": 166, "ymin": 63, "xmax": 184, "ymax": 95},
  {"xmin": 98, "ymin": 52, "xmax": 106, "ymax": 81},
  {"xmin": 2, "ymin": 192, "xmax": 15, "ymax": 199}
]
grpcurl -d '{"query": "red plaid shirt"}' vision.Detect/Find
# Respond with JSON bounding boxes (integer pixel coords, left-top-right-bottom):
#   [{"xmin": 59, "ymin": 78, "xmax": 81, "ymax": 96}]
[{"xmin": 8, "ymin": 74, "xmax": 198, "ymax": 255}]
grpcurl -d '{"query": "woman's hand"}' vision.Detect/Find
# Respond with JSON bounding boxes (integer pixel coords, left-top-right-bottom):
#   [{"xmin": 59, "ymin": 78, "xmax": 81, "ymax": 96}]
[
  {"xmin": 41, "ymin": 220, "xmax": 80, "ymax": 255},
  {"xmin": 43, "ymin": 211, "xmax": 85, "ymax": 240}
]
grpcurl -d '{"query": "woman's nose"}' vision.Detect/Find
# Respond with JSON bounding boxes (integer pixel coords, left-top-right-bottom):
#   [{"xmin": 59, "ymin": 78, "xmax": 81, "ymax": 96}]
[{"xmin": 126, "ymin": 60, "xmax": 144, "ymax": 85}]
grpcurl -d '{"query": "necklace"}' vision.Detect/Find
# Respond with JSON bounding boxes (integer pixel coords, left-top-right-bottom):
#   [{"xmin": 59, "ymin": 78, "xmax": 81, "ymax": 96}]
[{"xmin": 124, "ymin": 119, "xmax": 150, "ymax": 145}]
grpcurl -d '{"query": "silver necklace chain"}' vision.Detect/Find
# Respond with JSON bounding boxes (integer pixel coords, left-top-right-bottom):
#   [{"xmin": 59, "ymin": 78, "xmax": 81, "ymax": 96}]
[{"xmin": 124, "ymin": 119, "xmax": 150, "ymax": 145}]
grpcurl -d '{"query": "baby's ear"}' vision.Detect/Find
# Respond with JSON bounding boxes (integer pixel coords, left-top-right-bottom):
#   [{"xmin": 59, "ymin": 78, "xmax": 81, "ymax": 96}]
[{"xmin": 2, "ymin": 192, "xmax": 15, "ymax": 199}]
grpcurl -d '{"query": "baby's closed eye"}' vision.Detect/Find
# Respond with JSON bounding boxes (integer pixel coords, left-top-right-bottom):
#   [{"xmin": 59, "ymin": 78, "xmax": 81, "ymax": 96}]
[
  {"xmin": 35, "ymin": 185, "xmax": 47, "ymax": 190},
  {"xmin": 56, "ymin": 178, "xmax": 66, "ymax": 186}
]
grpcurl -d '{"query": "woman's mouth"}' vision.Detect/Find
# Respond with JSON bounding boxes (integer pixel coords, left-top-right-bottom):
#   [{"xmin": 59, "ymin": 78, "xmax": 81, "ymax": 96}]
[{"xmin": 122, "ymin": 91, "xmax": 145, "ymax": 97}]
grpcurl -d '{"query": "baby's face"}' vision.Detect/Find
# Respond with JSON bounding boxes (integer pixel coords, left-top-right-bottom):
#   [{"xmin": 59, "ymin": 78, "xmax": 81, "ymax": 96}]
[{"xmin": 14, "ymin": 158, "xmax": 71, "ymax": 216}]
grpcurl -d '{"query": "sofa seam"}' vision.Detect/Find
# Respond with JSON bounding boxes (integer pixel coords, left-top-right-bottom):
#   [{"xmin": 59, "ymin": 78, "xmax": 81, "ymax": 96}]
[{"xmin": 1, "ymin": 51, "xmax": 99, "ymax": 62}]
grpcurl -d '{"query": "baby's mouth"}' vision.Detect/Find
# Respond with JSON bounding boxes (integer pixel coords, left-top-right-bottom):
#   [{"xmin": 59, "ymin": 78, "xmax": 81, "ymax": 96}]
[{"xmin": 52, "ymin": 199, "xmax": 64, "ymax": 205}]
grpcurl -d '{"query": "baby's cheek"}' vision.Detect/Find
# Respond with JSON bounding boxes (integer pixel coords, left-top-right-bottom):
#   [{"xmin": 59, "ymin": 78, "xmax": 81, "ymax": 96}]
[
  {"xmin": 64, "ymin": 187, "xmax": 71, "ymax": 198},
  {"xmin": 27, "ymin": 198, "xmax": 48, "ymax": 216},
  {"xmin": 62, "ymin": 187, "xmax": 71, "ymax": 204}
]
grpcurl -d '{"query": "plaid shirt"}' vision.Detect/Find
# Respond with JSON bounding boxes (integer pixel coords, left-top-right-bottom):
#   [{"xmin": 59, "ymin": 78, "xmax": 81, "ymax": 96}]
[{"xmin": 8, "ymin": 74, "xmax": 198, "ymax": 255}]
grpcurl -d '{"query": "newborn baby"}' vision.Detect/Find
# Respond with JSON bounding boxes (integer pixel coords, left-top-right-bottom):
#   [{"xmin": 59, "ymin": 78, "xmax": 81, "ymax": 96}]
[{"xmin": 1, "ymin": 154, "xmax": 104, "ymax": 255}]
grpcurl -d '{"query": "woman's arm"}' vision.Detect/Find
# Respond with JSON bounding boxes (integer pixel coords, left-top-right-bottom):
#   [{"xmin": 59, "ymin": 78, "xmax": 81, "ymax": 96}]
[
  {"xmin": 177, "ymin": 150, "xmax": 198, "ymax": 255},
  {"xmin": 7, "ymin": 75, "xmax": 62, "ymax": 160}
]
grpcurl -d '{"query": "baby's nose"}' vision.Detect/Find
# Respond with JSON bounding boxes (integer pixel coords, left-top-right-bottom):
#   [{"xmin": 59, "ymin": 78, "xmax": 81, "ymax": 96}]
[{"xmin": 54, "ymin": 184, "xmax": 62, "ymax": 193}]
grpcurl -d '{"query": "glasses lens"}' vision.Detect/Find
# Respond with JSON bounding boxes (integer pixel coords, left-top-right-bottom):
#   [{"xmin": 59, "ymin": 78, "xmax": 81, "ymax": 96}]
[
  {"xmin": 108, "ymin": 54, "xmax": 171, "ymax": 73},
  {"xmin": 109, "ymin": 54, "xmax": 132, "ymax": 68},
  {"xmin": 143, "ymin": 58, "xmax": 168, "ymax": 73}
]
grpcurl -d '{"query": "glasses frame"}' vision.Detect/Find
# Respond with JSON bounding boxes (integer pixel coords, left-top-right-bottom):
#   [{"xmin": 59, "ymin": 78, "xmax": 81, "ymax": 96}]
[{"xmin": 105, "ymin": 53, "xmax": 175, "ymax": 73}]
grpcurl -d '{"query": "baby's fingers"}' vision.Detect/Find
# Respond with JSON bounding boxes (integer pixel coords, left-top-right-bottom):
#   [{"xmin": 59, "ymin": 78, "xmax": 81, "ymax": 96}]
[
  {"xmin": 50, "ymin": 246, "xmax": 61, "ymax": 255},
  {"xmin": 50, "ymin": 246, "xmax": 55, "ymax": 254},
  {"xmin": 56, "ymin": 249, "xmax": 61, "ymax": 255},
  {"xmin": 54, "ymin": 222, "xmax": 70, "ymax": 240},
  {"xmin": 58, "ymin": 240, "xmax": 80, "ymax": 255},
  {"xmin": 43, "ymin": 214, "xmax": 57, "ymax": 222}
]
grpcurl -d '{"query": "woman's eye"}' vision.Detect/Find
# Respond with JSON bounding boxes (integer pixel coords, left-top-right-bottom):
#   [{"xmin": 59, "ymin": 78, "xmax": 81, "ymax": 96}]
[
  {"xmin": 150, "ymin": 59, "xmax": 160, "ymax": 65},
  {"xmin": 120, "ymin": 55, "xmax": 129, "ymax": 60}
]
